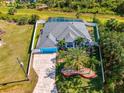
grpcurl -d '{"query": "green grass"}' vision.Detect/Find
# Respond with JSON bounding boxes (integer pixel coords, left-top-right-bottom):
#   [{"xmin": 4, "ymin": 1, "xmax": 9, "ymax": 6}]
[
  {"xmin": 0, "ymin": 7, "xmax": 124, "ymax": 22},
  {"xmin": 34, "ymin": 24, "xmax": 43, "ymax": 48},
  {"xmin": 0, "ymin": 20, "xmax": 37, "ymax": 93}
]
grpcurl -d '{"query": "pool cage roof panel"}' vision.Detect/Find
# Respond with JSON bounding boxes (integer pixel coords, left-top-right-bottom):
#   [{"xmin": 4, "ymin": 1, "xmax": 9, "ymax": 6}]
[{"xmin": 48, "ymin": 17, "xmax": 83, "ymax": 22}]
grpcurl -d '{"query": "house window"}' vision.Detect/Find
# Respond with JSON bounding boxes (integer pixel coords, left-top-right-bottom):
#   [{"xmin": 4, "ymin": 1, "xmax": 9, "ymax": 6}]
[{"xmin": 66, "ymin": 42, "xmax": 74, "ymax": 48}]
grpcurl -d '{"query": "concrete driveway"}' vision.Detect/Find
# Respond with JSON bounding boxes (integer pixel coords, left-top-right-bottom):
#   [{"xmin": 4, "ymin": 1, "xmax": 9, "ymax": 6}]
[{"xmin": 33, "ymin": 53, "xmax": 57, "ymax": 93}]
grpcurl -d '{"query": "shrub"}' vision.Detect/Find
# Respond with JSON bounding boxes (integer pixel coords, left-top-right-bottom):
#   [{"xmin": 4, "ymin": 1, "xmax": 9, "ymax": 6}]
[
  {"xmin": 7, "ymin": 2, "xmax": 15, "ymax": 7},
  {"xmin": 27, "ymin": 3, "xmax": 36, "ymax": 9},
  {"xmin": 29, "ymin": 14, "xmax": 39, "ymax": 24},
  {"xmin": 0, "ymin": 14, "xmax": 11, "ymax": 21},
  {"xmin": 8, "ymin": 7, "xmax": 17, "ymax": 15},
  {"xmin": 117, "ymin": 22, "xmax": 124, "ymax": 32},
  {"xmin": 105, "ymin": 18, "xmax": 119, "ymax": 31},
  {"xmin": 17, "ymin": 16, "xmax": 29, "ymax": 25}
]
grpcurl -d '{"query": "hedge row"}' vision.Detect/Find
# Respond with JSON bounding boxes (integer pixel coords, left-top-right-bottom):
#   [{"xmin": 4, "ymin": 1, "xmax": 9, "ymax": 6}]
[{"xmin": 0, "ymin": 14, "xmax": 39, "ymax": 25}]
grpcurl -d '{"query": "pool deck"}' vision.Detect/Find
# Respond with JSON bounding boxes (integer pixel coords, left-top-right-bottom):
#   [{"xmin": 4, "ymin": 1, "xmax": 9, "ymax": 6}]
[{"xmin": 33, "ymin": 53, "xmax": 57, "ymax": 93}]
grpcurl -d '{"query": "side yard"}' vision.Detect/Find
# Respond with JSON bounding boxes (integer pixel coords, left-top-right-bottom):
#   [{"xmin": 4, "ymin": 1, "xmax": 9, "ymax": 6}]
[{"xmin": 0, "ymin": 20, "xmax": 37, "ymax": 93}]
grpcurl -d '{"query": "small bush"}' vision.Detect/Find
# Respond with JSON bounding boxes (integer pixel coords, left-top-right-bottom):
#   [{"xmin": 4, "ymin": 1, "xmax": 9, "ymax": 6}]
[
  {"xmin": 12, "ymin": 17, "xmax": 19, "ymax": 22},
  {"xmin": 29, "ymin": 14, "xmax": 39, "ymax": 24},
  {"xmin": 0, "ymin": 14, "xmax": 11, "ymax": 21},
  {"xmin": 16, "ymin": 4, "xmax": 27, "ymax": 9},
  {"xmin": 8, "ymin": 7, "xmax": 17, "ymax": 15},
  {"xmin": 17, "ymin": 16, "xmax": 29, "ymax": 25},
  {"xmin": 27, "ymin": 3, "xmax": 36, "ymax": 9},
  {"xmin": 105, "ymin": 18, "xmax": 119, "ymax": 31}
]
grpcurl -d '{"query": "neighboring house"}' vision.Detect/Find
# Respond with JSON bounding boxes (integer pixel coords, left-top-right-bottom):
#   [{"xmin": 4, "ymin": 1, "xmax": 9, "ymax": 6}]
[
  {"xmin": 34, "ymin": 17, "xmax": 93, "ymax": 53},
  {"xmin": 36, "ymin": 4, "xmax": 48, "ymax": 11}
]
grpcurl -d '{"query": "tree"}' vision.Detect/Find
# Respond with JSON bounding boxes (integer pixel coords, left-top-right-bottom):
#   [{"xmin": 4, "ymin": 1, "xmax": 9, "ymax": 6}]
[
  {"xmin": 115, "ymin": 1, "xmax": 124, "ymax": 16},
  {"xmin": 75, "ymin": 37, "xmax": 84, "ymax": 47},
  {"xmin": 64, "ymin": 48, "xmax": 90, "ymax": 70},
  {"xmin": 8, "ymin": 7, "xmax": 17, "ymax": 15},
  {"xmin": 29, "ymin": 14, "xmax": 39, "ymax": 24},
  {"xmin": 57, "ymin": 39, "xmax": 66, "ymax": 50},
  {"xmin": 100, "ymin": 31, "xmax": 124, "ymax": 93}
]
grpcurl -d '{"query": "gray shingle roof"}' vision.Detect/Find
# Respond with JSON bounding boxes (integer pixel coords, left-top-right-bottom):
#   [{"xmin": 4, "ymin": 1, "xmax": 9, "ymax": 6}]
[
  {"xmin": 36, "ymin": 20, "xmax": 92, "ymax": 49},
  {"xmin": 65, "ymin": 32, "xmax": 76, "ymax": 42}
]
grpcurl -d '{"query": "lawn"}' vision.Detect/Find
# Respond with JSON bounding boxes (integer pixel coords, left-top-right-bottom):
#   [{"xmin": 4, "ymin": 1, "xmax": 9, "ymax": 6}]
[
  {"xmin": 34, "ymin": 24, "xmax": 43, "ymax": 48},
  {"xmin": 0, "ymin": 20, "xmax": 37, "ymax": 93}
]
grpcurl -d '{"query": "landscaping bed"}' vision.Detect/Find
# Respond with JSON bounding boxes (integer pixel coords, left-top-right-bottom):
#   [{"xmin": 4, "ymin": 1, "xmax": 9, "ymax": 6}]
[
  {"xmin": 56, "ymin": 48, "xmax": 103, "ymax": 93},
  {"xmin": 61, "ymin": 68, "xmax": 97, "ymax": 79}
]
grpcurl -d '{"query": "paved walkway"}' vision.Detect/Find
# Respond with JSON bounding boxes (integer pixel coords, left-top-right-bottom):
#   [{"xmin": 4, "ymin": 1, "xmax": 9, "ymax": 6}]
[{"xmin": 33, "ymin": 53, "xmax": 57, "ymax": 93}]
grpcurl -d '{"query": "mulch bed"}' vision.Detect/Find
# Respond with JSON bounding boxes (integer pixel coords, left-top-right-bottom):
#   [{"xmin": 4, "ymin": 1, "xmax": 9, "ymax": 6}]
[
  {"xmin": 61, "ymin": 68, "xmax": 97, "ymax": 79},
  {"xmin": 57, "ymin": 59, "xmax": 64, "ymax": 63}
]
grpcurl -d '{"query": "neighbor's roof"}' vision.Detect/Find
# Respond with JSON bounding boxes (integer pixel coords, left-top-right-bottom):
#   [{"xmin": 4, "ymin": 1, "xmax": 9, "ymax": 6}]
[{"xmin": 36, "ymin": 18, "xmax": 92, "ymax": 48}]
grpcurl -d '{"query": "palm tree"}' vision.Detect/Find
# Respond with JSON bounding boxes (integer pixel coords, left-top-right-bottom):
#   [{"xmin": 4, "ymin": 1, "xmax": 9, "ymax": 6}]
[
  {"xmin": 75, "ymin": 11, "xmax": 81, "ymax": 19},
  {"xmin": 64, "ymin": 48, "xmax": 90, "ymax": 70},
  {"xmin": 57, "ymin": 39, "xmax": 66, "ymax": 50}
]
